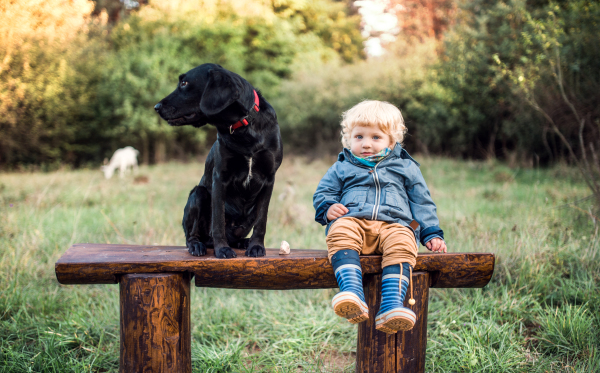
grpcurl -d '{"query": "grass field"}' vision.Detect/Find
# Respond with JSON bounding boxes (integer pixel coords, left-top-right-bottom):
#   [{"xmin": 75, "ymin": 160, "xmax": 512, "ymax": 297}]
[{"xmin": 1, "ymin": 156, "xmax": 599, "ymax": 372}]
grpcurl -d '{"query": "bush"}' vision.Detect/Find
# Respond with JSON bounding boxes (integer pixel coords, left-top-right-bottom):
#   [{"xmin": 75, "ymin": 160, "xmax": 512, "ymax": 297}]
[
  {"xmin": 274, "ymin": 40, "xmax": 439, "ymax": 154},
  {"xmin": 428, "ymin": 0, "xmax": 600, "ymax": 162},
  {"xmin": 0, "ymin": 0, "xmax": 99, "ymax": 167},
  {"xmin": 0, "ymin": 0, "xmax": 363, "ymax": 168}
]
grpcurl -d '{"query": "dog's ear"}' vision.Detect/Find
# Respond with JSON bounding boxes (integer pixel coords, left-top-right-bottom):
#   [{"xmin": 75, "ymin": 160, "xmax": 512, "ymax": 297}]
[{"xmin": 199, "ymin": 69, "xmax": 245, "ymax": 116}]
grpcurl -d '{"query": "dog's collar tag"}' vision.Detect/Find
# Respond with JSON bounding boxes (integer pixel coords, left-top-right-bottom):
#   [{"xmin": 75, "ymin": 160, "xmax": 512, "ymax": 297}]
[{"xmin": 229, "ymin": 90, "xmax": 260, "ymax": 134}]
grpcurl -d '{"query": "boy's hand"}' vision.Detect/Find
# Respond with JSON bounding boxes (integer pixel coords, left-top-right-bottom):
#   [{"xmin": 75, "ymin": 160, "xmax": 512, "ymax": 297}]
[
  {"xmin": 327, "ymin": 203, "xmax": 348, "ymax": 221},
  {"xmin": 425, "ymin": 237, "xmax": 447, "ymax": 253}
]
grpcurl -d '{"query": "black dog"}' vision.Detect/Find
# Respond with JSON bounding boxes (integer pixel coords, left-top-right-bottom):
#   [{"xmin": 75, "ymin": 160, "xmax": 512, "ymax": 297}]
[{"xmin": 154, "ymin": 63, "xmax": 283, "ymax": 258}]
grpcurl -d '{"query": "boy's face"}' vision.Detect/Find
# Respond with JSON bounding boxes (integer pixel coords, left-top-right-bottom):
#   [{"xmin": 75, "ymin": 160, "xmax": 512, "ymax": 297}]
[{"xmin": 350, "ymin": 125, "xmax": 394, "ymax": 157}]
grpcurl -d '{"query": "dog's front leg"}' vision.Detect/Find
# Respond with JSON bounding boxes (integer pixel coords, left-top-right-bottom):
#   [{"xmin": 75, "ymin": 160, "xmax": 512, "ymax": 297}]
[
  {"xmin": 245, "ymin": 180, "xmax": 275, "ymax": 257},
  {"xmin": 183, "ymin": 186, "xmax": 210, "ymax": 256},
  {"xmin": 211, "ymin": 169, "xmax": 237, "ymax": 259}
]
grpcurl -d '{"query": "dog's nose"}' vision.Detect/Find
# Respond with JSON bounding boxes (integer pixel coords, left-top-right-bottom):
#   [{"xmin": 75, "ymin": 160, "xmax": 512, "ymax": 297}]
[{"xmin": 154, "ymin": 103, "xmax": 162, "ymax": 112}]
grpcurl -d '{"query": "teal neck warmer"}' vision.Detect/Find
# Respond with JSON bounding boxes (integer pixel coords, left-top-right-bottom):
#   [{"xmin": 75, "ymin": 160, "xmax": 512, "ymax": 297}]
[{"xmin": 351, "ymin": 148, "xmax": 391, "ymax": 167}]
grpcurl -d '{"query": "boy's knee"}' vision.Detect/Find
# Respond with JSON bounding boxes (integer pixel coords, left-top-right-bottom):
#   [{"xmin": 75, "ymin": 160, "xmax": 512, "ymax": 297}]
[
  {"xmin": 326, "ymin": 231, "xmax": 363, "ymax": 256},
  {"xmin": 328, "ymin": 218, "xmax": 363, "ymax": 238}
]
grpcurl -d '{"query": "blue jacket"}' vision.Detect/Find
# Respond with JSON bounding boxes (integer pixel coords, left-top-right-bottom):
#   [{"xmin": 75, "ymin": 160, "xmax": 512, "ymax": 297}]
[{"xmin": 313, "ymin": 145, "xmax": 444, "ymax": 246}]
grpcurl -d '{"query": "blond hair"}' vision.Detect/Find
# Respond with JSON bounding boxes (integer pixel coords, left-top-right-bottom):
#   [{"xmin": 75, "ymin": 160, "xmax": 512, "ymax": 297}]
[{"xmin": 340, "ymin": 100, "xmax": 407, "ymax": 148}]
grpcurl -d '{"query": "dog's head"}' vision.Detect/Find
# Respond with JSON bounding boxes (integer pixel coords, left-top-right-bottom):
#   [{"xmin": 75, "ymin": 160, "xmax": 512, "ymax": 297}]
[{"xmin": 154, "ymin": 63, "xmax": 256, "ymax": 128}]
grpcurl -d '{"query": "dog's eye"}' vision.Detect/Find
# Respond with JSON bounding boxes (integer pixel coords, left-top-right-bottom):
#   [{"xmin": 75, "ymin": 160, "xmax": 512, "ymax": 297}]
[{"xmin": 180, "ymin": 81, "xmax": 188, "ymax": 88}]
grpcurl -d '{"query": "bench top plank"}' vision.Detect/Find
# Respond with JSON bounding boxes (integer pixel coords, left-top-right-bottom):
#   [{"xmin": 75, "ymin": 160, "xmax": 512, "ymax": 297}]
[{"xmin": 55, "ymin": 244, "xmax": 494, "ymax": 289}]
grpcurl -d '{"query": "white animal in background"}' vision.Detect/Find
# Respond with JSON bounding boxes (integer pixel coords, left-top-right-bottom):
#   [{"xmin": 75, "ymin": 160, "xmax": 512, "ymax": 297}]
[{"xmin": 101, "ymin": 146, "xmax": 139, "ymax": 179}]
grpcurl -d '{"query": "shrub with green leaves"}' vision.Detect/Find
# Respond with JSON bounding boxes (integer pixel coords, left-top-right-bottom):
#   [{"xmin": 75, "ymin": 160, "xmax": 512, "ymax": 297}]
[
  {"xmin": 0, "ymin": 0, "xmax": 101, "ymax": 167},
  {"xmin": 424, "ymin": 0, "xmax": 600, "ymax": 162},
  {"xmin": 0, "ymin": 0, "xmax": 363, "ymax": 168},
  {"xmin": 273, "ymin": 40, "xmax": 439, "ymax": 154}
]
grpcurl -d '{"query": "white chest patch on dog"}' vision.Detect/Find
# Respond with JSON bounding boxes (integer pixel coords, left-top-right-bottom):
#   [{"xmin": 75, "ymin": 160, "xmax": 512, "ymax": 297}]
[{"xmin": 243, "ymin": 157, "xmax": 253, "ymax": 188}]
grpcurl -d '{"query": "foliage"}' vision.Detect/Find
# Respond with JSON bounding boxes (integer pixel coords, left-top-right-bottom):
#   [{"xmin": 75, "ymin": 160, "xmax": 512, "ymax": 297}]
[
  {"xmin": 273, "ymin": 40, "xmax": 439, "ymax": 154},
  {"xmin": 2, "ymin": 0, "xmax": 599, "ymax": 168},
  {"xmin": 88, "ymin": 0, "xmax": 361, "ymax": 164},
  {"xmin": 0, "ymin": 0, "xmax": 363, "ymax": 168},
  {"xmin": 413, "ymin": 0, "xmax": 545, "ymax": 160},
  {"xmin": 276, "ymin": 0, "xmax": 537, "ymax": 158},
  {"xmin": 393, "ymin": 0, "xmax": 457, "ymax": 41},
  {"xmin": 0, "ymin": 0, "xmax": 99, "ymax": 166},
  {"xmin": 276, "ymin": 0, "xmax": 600, "ymax": 166},
  {"xmin": 275, "ymin": 0, "xmax": 597, "ymax": 162},
  {"xmin": 422, "ymin": 0, "xmax": 600, "ymax": 162},
  {"xmin": 494, "ymin": 0, "xmax": 600, "ymax": 206},
  {"xmin": 272, "ymin": 0, "xmax": 365, "ymax": 63}
]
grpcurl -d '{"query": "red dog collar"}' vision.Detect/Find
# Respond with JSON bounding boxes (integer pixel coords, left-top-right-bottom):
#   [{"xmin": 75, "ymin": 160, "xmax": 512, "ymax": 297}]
[{"xmin": 230, "ymin": 90, "xmax": 260, "ymax": 134}]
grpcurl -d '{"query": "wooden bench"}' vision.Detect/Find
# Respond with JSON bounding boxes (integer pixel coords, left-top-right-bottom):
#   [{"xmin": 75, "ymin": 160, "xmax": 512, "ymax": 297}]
[{"xmin": 55, "ymin": 244, "xmax": 495, "ymax": 373}]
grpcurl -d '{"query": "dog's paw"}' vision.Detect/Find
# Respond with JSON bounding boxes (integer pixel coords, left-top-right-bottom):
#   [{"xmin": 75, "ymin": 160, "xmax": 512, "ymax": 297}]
[
  {"xmin": 188, "ymin": 241, "xmax": 207, "ymax": 256},
  {"xmin": 245, "ymin": 244, "xmax": 266, "ymax": 257},
  {"xmin": 215, "ymin": 246, "xmax": 237, "ymax": 259}
]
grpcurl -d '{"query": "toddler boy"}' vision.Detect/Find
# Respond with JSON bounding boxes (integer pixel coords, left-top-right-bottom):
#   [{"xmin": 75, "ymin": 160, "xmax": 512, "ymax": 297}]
[{"xmin": 313, "ymin": 100, "xmax": 447, "ymax": 334}]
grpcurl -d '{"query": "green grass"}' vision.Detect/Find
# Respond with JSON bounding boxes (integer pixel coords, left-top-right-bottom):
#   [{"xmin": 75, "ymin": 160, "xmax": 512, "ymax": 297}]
[{"xmin": 0, "ymin": 156, "xmax": 599, "ymax": 372}]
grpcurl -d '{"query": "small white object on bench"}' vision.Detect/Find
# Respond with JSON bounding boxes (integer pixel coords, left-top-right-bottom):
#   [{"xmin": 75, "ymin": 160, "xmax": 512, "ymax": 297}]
[{"xmin": 279, "ymin": 240, "xmax": 291, "ymax": 255}]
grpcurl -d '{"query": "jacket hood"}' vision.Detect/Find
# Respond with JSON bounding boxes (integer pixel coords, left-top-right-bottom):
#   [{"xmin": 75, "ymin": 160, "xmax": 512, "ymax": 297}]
[{"xmin": 338, "ymin": 143, "xmax": 420, "ymax": 167}]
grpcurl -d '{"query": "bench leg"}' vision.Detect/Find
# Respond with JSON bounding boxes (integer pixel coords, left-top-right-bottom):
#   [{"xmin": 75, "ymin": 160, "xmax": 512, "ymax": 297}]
[
  {"xmin": 119, "ymin": 273, "xmax": 191, "ymax": 373},
  {"xmin": 356, "ymin": 272, "xmax": 430, "ymax": 373}
]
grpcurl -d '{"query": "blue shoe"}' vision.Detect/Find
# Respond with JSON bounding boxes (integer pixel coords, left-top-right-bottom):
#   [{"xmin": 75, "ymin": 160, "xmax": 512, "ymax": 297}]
[
  {"xmin": 331, "ymin": 250, "xmax": 369, "ymax": 324},
  {"xmin": 375, "ymin": 263, "xmax": 416, "ymax": 334}
]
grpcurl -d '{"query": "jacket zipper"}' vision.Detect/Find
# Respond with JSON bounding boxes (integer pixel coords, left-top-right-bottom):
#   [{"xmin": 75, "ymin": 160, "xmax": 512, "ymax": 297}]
[{"xmin": 371, "ymin": 162, "xmax": 381, "ymax": 219}]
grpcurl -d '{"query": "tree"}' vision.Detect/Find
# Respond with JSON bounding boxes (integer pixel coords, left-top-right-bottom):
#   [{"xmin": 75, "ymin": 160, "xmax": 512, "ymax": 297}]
[
  {"xmin": 0, "ymin": 0, "xmax": 365, "ymax": 167},
  {"xmin": 496, "ymin": 0, "xmax": 600, "ymax": 205}
]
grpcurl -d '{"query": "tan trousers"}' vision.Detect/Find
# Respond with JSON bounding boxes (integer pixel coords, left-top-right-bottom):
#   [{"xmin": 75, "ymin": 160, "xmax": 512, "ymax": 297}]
[{"xmin": 326, "ymin": 217, "xmax": 418, "ymax": 268}]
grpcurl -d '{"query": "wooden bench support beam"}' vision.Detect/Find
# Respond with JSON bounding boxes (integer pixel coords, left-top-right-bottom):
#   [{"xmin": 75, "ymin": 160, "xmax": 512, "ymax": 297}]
[
  {"xmin": 119, "ymin": 273, "xmax": 191, "ymax": 373},
  {"xmin": 356, "ymin": 272, "xmax": 430, "ymax": 373}
]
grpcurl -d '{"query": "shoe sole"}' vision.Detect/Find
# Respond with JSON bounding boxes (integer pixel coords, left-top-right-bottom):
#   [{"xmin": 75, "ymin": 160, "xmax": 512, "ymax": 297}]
[
  {"xmin": 375, "ymin": 308, "xmax": 416, "ymax": 334},
  {"xmin": 332, "ymin": 292, "xmax": 369, "ymax": 324}
]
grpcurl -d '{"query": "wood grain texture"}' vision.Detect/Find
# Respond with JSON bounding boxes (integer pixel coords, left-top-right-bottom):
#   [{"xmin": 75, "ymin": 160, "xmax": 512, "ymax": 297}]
[
  {"xmin": 396, "ymin": 273, "xmax": 429, "ymax": 373},
  {"xmin": 356, "ymin": 272, "xmax": 429, "ymax": 373},
  {"xmin": 356, "ymin": 274, "xmax": 397, "ymax": 373},
  {"xmin": 120, "ymin": 273, "xmax": 191, "ymax": 373},
  {"xmin": 55, "ymin": 244, "xmax": 494, "ymax": 289}
]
